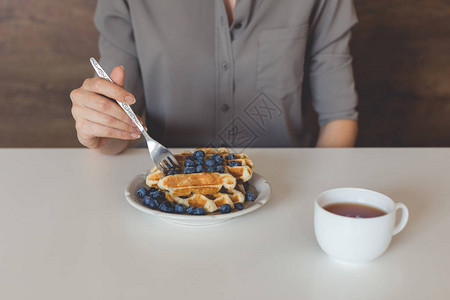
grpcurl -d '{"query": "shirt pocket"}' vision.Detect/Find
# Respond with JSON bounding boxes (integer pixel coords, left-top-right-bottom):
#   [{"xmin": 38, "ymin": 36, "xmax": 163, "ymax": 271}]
[{"xmin": 256, "ymin": 24, "xmax": 309, "ymax": 94}]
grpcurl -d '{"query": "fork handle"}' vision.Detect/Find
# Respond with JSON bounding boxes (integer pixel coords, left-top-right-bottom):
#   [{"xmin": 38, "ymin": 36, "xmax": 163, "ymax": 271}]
[{"xmin": 89, "ymin": 58, "xmax": 145, "ymax": 133}]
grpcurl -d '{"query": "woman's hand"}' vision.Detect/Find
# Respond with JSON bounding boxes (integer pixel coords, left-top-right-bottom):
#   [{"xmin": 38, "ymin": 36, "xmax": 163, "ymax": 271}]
[{"xmin": 70, "ymin": 66, "xmax": 141, "ymax": 153}]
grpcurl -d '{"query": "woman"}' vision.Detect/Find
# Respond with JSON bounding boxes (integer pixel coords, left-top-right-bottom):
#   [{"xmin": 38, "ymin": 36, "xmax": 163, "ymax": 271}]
[{"xmin": 70, "ymin": 0, "xmax": 358, "ymax": 154}]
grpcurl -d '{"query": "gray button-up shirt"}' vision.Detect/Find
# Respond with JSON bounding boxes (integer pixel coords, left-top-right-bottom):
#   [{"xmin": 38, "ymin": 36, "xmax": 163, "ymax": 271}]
[{"xmin": 94, "ymin": 0, "xmax": 358, "ymax": 148}]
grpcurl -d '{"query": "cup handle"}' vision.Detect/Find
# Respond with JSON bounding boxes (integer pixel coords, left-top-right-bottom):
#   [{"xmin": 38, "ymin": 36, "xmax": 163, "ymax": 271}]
[{"xmin": 393, "ymin": 202, "xmax": 409, "ymax": 235}]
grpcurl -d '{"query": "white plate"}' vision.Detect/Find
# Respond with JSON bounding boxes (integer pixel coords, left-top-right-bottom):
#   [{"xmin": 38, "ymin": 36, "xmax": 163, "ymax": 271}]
[{"xmin": 125, "ymin": 172, "xmax": 271, "ymax": 226}]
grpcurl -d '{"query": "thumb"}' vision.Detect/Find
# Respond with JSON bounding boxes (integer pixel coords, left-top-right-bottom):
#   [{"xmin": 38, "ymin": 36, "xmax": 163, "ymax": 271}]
[{"xmin": 110, "ymin": 65, "xmax": 125, "ymax": 87}]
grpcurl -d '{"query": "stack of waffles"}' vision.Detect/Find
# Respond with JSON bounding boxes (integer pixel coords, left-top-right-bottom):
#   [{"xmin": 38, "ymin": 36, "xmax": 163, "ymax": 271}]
[{"xmin": 146, "ymin": 148, "xmax": 254, "ymax": 213}]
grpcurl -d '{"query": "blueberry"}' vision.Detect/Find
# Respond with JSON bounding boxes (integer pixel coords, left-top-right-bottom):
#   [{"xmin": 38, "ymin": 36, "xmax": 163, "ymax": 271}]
[
  {"xmin": 184, "ymin": 159, "xmax": 195, "ymax": 167},
  {"xmin": 150, "ymin": 190, "xmax": 166, "ymax": 201},
  {"xmin": 186, "ymin": 206, "xmax": 196, "ymax": 215},
  {"xmin": 245, "ymin": 192, "xmax": 255, "ymax": 202},
  {"xmin": 159, "ymin": 201, "xmax": 174, "ymax": 213},
  {"xmin": 148, "ymin": 198, "xmax": 160, "ymax": 209},
  {"xmin": 242, "ymin": 181, "xmax": 250, "ymax": 192},
  {"xmin": 215, "ymin": 156, "xmax": 224, "ymax": 165},
  {"xmin": 147, "ymin": 187, "xmax": 158, "ymax": 195},
  {"xmin": 234, "ymin": 203, "xmax": 244, "ymax": 210},
  {"xmin": 184, "ymin": 166, "xmax": 195, "ymax": 174},
  {"xmin": 229, "ymin": 160, "xmax": 241, "ymax": 167},
  {"xmin": 216, "ymin": 165, "xmax": 225, "ymax": 173},
  {"xmin": 220, "ymin": 204, "xmax": 232, "ymax": 214},
  {"xmin": 149, "ymin": 190, "xmax": 162, "ymax": 198},
  {"xmin": 142, "ymin": 196, "xmax": 152, "ymax": 206},
  {"xmin": 194, "ymin": 150, "xmax": 206, "ymax": 160},
  {"xmin": 226, "ymin": 154, "xmax": 235, "ymax": 160},
  {"xmin": 174, "ymin": 204, "xmax": 186, "ymax": 214},
  {"xmin": 195, "ymin": 164, "xmax": 204, "ymax": 173},
  {"xmin": 186, "ymin": 156, "xmax": 195, "ymax": 161},
  {"xmin": 195, "ymin": 159, "xmax": 204, "ymax": 166},
  {"xmin": 168, "ymin": 169, "xmax": 180, "ymax": 175},
  {"xmin": 205, "ymin": 158, "xmax": 216, "ymax": 167},
  {"xmin": 194, "ymin": 207, "xmax": 207, "ymax": 215},
  {"xmin": 136, "ymin": 187, "xmax": 147, "ymax": 198},
  {"xmin": 206, "ymin": 166, "xmax": 215, "ymax": 173}
]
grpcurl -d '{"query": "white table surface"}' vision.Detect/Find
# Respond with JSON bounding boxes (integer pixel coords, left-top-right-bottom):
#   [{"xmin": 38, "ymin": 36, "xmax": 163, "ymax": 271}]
[{"xmin": 0, "ymin": 148, "xmax": 449, "ymax": 300}]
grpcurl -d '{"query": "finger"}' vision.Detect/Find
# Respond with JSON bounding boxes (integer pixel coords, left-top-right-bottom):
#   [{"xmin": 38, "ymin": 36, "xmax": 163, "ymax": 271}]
[
  {"xmin": 110, "ymin": 65, "xmax": 125, "ymax": 87},
  {"xmin": 76, "ymin": 132, "xmax": 107, "ymax": 150},
  {"xmin": 136, "ymin": 115, "xmax": 148, "ymax": 130},
  {"xmin": 76, "ymin": 119, "xmax": 141, "ymax": 141},
  {"xmin": 82, "ymin": 77, "xmax": 135, "ymax": 104},
  {"xmin": 73, "ymin": 105, "xmax": 141, "ymax": 135},
  {"xmin": 73, "ymin": 89, "xmax": 137, "ymax": 128}
]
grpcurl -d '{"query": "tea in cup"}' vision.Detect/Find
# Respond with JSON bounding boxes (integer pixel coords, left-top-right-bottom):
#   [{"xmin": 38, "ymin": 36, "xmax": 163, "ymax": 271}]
[{"xmin": 314, "ymin": 188, "xmax": 409, "ymax": 264}]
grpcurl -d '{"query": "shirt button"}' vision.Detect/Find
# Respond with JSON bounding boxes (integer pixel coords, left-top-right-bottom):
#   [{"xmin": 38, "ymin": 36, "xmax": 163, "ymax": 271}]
[
  {"xmin": 222, "ymin": 61, "xmax": 229, "ymax": 71},
  {"xmin": 221, "ymin": 104, "xmax": 230, "ymax": 112},
  {"xmin": 234, "ymin": 23, "xmax": 242, "ymax": 29}
]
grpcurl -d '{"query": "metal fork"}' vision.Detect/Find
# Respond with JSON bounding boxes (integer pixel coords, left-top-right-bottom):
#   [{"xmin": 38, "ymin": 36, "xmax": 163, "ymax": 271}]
[{"xmin": 89, "ymin": 57, "xmax": 179, "ymax": 174}]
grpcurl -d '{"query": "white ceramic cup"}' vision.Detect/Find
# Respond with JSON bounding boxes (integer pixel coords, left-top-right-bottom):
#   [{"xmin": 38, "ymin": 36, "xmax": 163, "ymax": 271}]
[{"xmin": 314, "ymin": 188, "xmax": 409, "ymax": 264}]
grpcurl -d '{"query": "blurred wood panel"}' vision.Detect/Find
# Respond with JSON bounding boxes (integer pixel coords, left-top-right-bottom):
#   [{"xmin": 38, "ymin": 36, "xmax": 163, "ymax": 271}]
[
  {"xmin": 0, "ymin": 0, "xmax": 98, "ymax": 147},
  {"xmin": 0, "ymin": 0, "xmax": 449, "ymax": 147},
  {"xmin": 352, "ymin": 0, "xmax": 450, "ymax": 146}
]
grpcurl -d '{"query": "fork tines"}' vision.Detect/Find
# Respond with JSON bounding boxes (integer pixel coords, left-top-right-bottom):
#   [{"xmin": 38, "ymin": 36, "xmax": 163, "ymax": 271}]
[{"xmin": 160, "ymin": 156, "xmax": 179, "ymax": 174}]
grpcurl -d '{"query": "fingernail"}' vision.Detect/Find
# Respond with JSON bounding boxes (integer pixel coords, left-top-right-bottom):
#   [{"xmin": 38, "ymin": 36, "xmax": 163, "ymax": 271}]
[
  {"xmin": 125, "ymin": 95, "xmax": 135, "ymax": 104},
  {"xmin": 119, "ymin": 65, "xmax": 125, "ymax": 69},
  {"xmin": 131, "ymin": 133, "xmax": 140, "ymax": 139}
]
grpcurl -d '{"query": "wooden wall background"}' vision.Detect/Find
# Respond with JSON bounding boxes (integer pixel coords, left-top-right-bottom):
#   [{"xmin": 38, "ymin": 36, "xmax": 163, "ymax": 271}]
[{"xmin": 0, "ymin": 0, "xmax": 449, "ymax": 147}]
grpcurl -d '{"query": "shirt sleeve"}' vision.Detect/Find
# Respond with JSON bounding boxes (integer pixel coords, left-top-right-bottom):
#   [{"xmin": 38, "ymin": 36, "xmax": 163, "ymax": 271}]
[
  {"xmin": 307, "ymin": 0, "xmax": 359, "ymax": 127},
  {"xmin": 94, "ymin": 0, "xmax": 145, "ymax": 116}
]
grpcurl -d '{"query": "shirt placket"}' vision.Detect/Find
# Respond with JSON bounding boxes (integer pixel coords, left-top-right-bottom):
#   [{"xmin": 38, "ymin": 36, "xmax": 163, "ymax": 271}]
[{"xmin": 214, "ymin": 0, "xmax": 235, "ymax": 146}]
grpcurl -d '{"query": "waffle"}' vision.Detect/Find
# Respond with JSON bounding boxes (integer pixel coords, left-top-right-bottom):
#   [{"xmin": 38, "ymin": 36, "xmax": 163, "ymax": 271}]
[
  {"xmin": 158, "ymin": 172, "xmax": 236, "ymax": 197},
  {"xmin": 145, "ymin": 148, "xmax": 254, "ymax": 213},
  {"xmin": 146, "ymin": 149, "xmax": 253, "ymax": 186}
]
